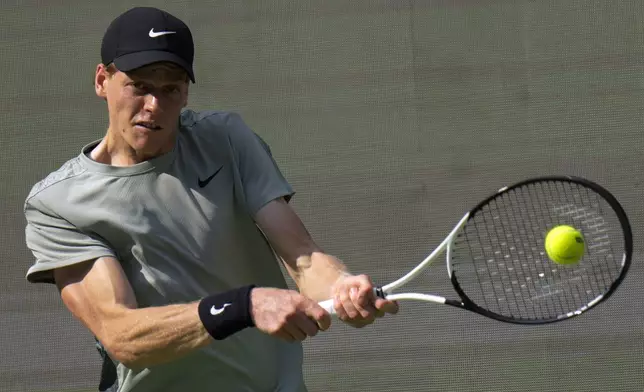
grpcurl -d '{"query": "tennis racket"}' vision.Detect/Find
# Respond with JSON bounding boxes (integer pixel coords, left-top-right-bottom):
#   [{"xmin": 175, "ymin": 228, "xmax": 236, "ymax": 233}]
[{"xmin": 318, "ymin": 176, "xmax": 632, "ymax": 324}]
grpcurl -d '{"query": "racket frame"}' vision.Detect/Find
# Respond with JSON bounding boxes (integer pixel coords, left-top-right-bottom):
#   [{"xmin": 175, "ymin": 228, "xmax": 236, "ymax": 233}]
[{"xmin": 322, "ymin": 176, "xmax": 633, "ymax": 325}]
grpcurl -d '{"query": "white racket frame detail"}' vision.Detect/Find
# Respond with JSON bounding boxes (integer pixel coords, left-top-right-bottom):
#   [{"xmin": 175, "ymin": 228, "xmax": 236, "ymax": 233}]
[{"xmin": 318, "ymin": 212, "xmax": 471, "ymax": 314}]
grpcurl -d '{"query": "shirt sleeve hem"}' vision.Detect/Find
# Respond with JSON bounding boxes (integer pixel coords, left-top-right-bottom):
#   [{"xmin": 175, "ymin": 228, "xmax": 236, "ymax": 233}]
[
  {"xmin": 249, "ymin": 189, "xmax": 296, "ymax": 218},
  {"xmin": 26, "ymin": 251, "xmax": 117, "ymax": 284}
]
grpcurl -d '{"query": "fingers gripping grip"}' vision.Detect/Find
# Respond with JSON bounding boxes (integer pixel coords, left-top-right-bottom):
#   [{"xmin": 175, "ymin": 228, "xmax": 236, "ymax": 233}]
[{"xmin": 317, "ymin": 287, "xmax": 386, "ymax": 315}]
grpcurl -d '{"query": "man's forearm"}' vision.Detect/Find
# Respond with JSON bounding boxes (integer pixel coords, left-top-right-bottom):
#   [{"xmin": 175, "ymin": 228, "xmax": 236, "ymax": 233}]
[
  {"xmin": 104, "ymin": 301, "xmax": 211, "ymax": 369},
  {"xmin": 253, "ymin": 198, "xmax": 352, "ymax": 301}
]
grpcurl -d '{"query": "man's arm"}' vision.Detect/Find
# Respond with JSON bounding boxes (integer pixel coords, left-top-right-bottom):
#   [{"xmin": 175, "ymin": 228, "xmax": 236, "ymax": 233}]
[
  {"xmin": 255, "ymin": 198, "xmax": 398, "ymax": 325},
  {"xmin": 54, "ymin": 257, "xmax": 211, "ymax": 370},
  {"xmin": 54, "ymin": 255, "xmax": 330, "ymax": 369},
  {"xmin": 253, "ymin": 198, "xmax": 348, "ymax": 302}
]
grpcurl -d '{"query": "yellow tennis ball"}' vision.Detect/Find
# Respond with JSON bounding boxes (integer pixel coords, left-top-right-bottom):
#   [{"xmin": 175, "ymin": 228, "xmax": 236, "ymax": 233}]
[{"xmin": 545, "ymin": 225, "xmax": 585, "ymax": 265}]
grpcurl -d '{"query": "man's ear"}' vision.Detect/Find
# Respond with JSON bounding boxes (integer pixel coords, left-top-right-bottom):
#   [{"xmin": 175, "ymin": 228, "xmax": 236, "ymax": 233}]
[{"xmin": 95, "ymin": 64, "xmax": 109, "ymax": 99}]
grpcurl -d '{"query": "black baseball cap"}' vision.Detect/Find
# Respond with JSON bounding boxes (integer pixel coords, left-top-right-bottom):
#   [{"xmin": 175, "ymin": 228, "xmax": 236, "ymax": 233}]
[{"xmin": 101, "ymin": 7, "xmax": 195, "ymax": 82}]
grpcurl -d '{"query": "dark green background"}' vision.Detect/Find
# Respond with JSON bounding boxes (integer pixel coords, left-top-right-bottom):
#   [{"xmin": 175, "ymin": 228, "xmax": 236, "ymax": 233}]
[{"xmin": 1, "ymin": 1, "xmax": 642, "ymax": 391}]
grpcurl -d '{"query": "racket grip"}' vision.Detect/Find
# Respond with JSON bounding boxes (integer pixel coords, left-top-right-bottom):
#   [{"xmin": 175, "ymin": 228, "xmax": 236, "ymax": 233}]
[
  {"xmin": 317, "ymin": 287, "xmax": 385, "ymax": 315},
  {"xmin": 318, "ymin": 299, "xmax": 336, "ymax": 315}
]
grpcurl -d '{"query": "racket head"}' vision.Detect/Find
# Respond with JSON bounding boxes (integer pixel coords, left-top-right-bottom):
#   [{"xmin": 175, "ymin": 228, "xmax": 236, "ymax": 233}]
[{"xmin": 447, "ymin": 175, "xmax": 632, "ymax": 324}]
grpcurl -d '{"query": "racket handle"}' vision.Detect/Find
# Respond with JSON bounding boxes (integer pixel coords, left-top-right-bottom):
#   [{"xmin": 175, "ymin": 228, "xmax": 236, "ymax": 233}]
[
  {"xmin": 317, "ymin": 287, "xmax": 386, "ymax": 315},
  {"xmin": 318, "ymin": 299, "xmax": 336, "ymax": 314}
]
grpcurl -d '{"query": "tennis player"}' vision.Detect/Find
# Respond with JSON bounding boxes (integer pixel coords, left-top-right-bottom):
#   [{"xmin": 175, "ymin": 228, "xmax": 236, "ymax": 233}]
[{"xmin": 23, "ymin": 7, "xmax": 398, "ymax": 392}]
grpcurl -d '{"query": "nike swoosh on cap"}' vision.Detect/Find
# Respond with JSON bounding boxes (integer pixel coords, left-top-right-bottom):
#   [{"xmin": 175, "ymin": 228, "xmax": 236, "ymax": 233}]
[{"xmin": 149, "ymin": 28, "xmax": 176, "ymax": 38}]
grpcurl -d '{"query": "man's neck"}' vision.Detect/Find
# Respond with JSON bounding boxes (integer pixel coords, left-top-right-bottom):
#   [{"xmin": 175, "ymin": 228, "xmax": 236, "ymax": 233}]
[{"xmin": 90, "ymin": 130, "xmax": 175, "ymax": 167}]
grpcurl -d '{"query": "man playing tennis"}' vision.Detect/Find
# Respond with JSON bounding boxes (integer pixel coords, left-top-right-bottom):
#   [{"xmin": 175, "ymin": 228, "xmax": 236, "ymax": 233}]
[{"xmin": 24, "ymin": 7, "xmax": 398, "ymax": 392}]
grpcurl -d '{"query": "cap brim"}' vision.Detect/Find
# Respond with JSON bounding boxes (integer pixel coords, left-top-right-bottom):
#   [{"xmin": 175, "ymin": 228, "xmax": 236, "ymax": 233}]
[{"xmin": 113, "ymin": 50, "xmax": 195, "ymax": 82}]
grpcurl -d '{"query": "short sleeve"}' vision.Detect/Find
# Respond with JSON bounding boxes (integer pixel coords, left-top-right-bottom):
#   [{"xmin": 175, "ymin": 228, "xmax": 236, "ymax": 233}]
[
  {"xmin": 226, "ymin": 113, "xmax": 295, "ymax": 216},
  {"xmin": 24, "ymin": 197, "xmax": 116, "ymax": 284}
]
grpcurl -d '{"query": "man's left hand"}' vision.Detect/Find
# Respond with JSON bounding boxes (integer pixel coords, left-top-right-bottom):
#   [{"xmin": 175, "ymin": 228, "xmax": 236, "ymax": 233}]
[{"xmin": 330, "ymin": 274, "xmax": 399, "ymax": 328}]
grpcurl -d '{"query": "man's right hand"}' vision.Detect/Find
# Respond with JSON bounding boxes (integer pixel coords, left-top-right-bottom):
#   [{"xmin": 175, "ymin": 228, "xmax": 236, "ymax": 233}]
[{"xmin": 250, "ymin": 287, "xmax": 331, "ymax": 342}]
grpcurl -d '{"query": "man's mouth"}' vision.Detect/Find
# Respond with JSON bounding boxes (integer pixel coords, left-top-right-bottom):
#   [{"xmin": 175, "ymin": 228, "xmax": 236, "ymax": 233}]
[{"xmin": 135, "ymin": 122, "xmax": 162, "ymax": 131}]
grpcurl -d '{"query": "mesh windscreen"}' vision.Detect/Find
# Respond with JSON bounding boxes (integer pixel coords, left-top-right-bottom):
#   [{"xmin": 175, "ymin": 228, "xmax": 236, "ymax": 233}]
[{"xmin": 2, "ymin": 1, "xmax": 643, "ymax": 391}]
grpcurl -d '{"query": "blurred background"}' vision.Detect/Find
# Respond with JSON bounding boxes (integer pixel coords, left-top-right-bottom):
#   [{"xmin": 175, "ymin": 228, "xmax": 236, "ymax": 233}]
[{"xmin": 1, "ymin": 1, "xmax": 642, "ymax": 391}]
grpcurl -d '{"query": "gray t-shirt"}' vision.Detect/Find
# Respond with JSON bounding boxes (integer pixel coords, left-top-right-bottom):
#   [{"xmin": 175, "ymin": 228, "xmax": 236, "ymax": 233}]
[{"xmin": 24, "ymin": 110, "xmax": 306, "ymax": 392}]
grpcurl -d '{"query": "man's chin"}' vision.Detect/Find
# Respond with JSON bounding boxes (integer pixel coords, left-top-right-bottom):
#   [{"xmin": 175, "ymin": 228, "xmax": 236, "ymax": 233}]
[{"xmin": 130, "ymin": 131, "xmax": 175, "ymax": 158}]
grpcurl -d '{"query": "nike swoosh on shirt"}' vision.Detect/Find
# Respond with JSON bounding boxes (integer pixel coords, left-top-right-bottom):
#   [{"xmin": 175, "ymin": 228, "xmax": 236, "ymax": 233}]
[{"xmin": 198, "ymin": 165, "xmax": 223, "ymax": 188}]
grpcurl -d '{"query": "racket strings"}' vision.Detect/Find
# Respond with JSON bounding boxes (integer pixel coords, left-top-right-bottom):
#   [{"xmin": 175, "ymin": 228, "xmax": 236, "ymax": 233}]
[
  {"xmin": 451, "ymin": 180, "xmax": 626, "ymax": 322},
  {"xmin": 506, "ymin": 186, "xmax": 552, "ymax": 318},
  {"xmin": 540, "ymin": 182, "xmax": 579, "ymax": 316},
  {"xmin": 554, "ymin": 181, "xmax": 622, "ymax": 300},
  {"xmin": 473, "ymin": 185, "xmax": 557, "ymax": 319}
]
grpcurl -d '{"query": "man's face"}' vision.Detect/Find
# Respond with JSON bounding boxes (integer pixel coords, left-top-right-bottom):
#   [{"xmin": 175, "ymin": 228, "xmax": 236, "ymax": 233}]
[{"xmin": 95, "ymin": 62, "xmax": 189, "ymax": 157}]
